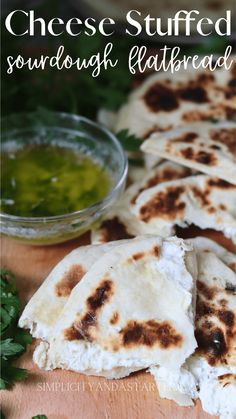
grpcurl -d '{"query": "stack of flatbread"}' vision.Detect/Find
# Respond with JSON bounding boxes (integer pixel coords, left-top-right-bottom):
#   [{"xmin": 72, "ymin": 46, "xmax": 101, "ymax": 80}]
[
  {"xmin": 115, "ymin": 64, "xmax": 236, "ymax": 141},
  {"xmin": 19, "ymin": 59, "xmax": 236, "ymax": 419},
  {"xmin": 150, "ymin": 237, "xmax": 236, "ymax": 419},
  {"xmin": 19, "ymin": 235, "xmax": 236, "ymax": 418},
  {"xmin": 97, "ymin": 60, "xmax": 236, "ymax": 244},
  {"xmin": 92, "ymin": 160, "xmax": 236, "ymax": 245},
  {"xmin": 20, "ymin": 236, "xmax": 198, "ymax": 378}
]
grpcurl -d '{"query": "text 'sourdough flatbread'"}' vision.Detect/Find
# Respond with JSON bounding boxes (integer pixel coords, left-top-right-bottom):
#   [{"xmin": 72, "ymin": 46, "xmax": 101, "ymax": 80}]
[
  {"xmin": 19, "ymin": 241, "xmax": 129, "ymax": 341},
  {"xmin": 91, "ymin": 161, "xmax": 193, "ymax": 244},
  {"xmin": 33, "ymin": 236, "xmax": 197, "ymax": 379},
  {"xmin": 115, "ymin": 64, "xmax": 236, "ymax": 140},
  {"xmin": 150, "ymin": 237, "xmax": 236, "ymax": 418},
  {"xmin": 131, "ymin": 175, "xmax": 236, "ymax": 243},
  {"xmin": 142, "ymin": 121, "xmax": 236, "ymax": 185}
]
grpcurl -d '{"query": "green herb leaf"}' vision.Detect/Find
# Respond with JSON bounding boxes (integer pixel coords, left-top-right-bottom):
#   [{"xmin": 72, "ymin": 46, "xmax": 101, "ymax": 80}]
[
  {"xmin": 0, "ymin": 269, "xmax": 32, "ymax": 389},
  {"xmin": 0, "ymin": 339, "xmax": 24, "ymax": 359},
  {"xmin": 0, "ymin": 359, "xmax": 28, "ymax": 389},
  {"xmin": 116, "ymin": 129, "xmax": 142, "ymax": 152},
  {"xmin": 32, "ymin": 416, "xmax": 48, "ymax": 419},
  {"xmin": 128, "ymin": 157, "xmax": 145, "ymax": 167}
]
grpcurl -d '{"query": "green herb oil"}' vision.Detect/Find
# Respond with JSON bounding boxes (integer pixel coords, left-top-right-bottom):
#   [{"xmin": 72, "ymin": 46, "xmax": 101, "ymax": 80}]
[{"xmin": 1, "ymin": 144, "xmax": 110, "ymax": 217}]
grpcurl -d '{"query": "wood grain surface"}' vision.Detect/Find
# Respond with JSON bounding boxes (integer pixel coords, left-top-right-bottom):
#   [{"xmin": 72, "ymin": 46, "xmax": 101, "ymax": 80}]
[{"xmin": 1, "ymin": 229, "xmax": 235, "ymax": 419}]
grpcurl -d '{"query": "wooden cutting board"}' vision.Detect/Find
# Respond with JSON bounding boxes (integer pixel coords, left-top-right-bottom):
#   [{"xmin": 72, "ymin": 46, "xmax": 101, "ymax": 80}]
[{"xmin": 1, "ymin": 230, "xmax": 235, "ymax": 419}]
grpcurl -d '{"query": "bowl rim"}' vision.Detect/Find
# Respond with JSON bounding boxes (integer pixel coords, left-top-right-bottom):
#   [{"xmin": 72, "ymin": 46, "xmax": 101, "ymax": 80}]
[{"xmin": 1, "ymin": 111, "xmax": 128, "ymax": 223}]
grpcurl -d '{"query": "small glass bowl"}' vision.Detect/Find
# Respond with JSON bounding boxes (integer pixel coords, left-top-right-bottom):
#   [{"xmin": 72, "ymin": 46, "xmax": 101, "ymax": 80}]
[{"xmin": 1, "ymin": 111, "xmax": 128, "ymax": 245}]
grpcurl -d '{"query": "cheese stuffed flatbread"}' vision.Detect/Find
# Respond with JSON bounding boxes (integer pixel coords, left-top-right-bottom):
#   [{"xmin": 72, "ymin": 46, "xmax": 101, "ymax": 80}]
[
  {"xmin": 131, "ymin": 175, "xmax": 236, "ymax": 243},
  {"xmin": 150, "ymin": 237, "xmax": 236, "ymax": 418},
  {"xmin": 142, "ymin": 121, "xmax": 236, "ymax": 185},
  {"xmin": 33, "ymin": 236, "xmax": 197, "ymax": 379}
]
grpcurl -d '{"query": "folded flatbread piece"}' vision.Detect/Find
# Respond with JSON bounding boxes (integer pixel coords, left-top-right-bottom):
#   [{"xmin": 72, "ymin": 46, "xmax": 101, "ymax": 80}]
[
  {"xmin": 150, "ymin": 237, "xmax": 236, "ymax": 418},
  {"xmin": 92, "ymin": 161, "xmax": 193, "ymax": 244},
  {"xmin": 131, "ymin": 175, "xmax": 236, "ymax": 243},
  {"xmin": 33, "ymin": 236, "xmax": 197, "ymax": 379},
  {"xmin": 115, "ymin": 64, "xmax": 236, "ymax": 140},
  {"xmin": 19, "ymin": 241, "xmax": 129, "ymax": 341},
  {"xmin": 142, "ymin": 121, "xmax": 236, "ymax": 185},
  {"xmin": 116, "ymin": 62, "xmax": 236, "ymax": 168}
]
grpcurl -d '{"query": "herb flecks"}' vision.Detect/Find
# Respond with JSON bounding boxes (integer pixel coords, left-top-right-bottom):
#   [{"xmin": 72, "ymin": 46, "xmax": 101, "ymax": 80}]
[{"xmin": 0, "ymin": 269, "xmax": 32, "ymax": 390}]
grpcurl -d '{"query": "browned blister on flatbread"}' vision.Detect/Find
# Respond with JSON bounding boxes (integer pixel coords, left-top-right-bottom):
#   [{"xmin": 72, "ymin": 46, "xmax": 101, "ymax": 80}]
[
  {"xmin": 92, "ymin": 161, "xmax": 194, "ymax": 244},
  {"xmin": 132, "ymin": 174, "xmax": 236, "ymax": 243},
  {"xmin": 192, "ymin": 242, "xmax": 236, "ymax": 369},
  {"xmin": 97, "ymin": 216, "xmax": 135, "ymax": 243},
  {"xmin": 195, "ymin": 278, "xmax": 236, "ymax": 367},
  {"xmin": 115, "ymin": 64, "xmax": 236, "ymax": 145},
  {"xmin": 55, "ymin": 265, "xmax": 86, "ymax": 297},
  {"xmin": 142, "ymin": 121, "xmax": 236, "ymax": 184}
]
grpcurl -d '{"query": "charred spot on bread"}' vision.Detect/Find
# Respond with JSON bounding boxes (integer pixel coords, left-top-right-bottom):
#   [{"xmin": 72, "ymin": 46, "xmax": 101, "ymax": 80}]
[
  {"xmin": 139, "ymin": 186, "xmax": 185, "ymax": 222},
  {"xmin": 143, "ymin": 79, "xmax": 210, "ymax": 114},
  {"xmin": 100, "ymin": 217, "xmax": 135, "ymax": 242},
  {"xmin": 219, "ymin": 299, "xmax": 228, "ymax": 307},
  {"xmin": 195, "ymin": 281, "xmax": 236, "ymax": 366},
  {"xmin": 181, "ymin": 147, "xmax": 217, "ymax": 165},
  {"xmin": 210, "ymin": 144, "xmax": 221, "ymax": 150},
  {"xmin": 210, "ymin": 128, "xmax": 236, "ymax": 158},
  {"xmin": 207, "ymin": 178, "xmax": 235, "ymax": 189},
  {"xmin": 196, "ymin": 299, "xmax": 214, "ymax": 319},
  {"xmin": 152, "ymin": 245, "xmax": 160, "ymax": 257},
  {"xmin": 225, "ymin": 106, "xmax": 236, "ymax": 120},
  {"xmin": 177, "ymin": 86, "xmax": 209, "ymax": 103},
  {"xmin": 132, "ymin": 252, "xmax": 145, "ymax": 261},
  {"xmin": 197, "ymin": 280, "xmax": 216, "ymax": 300},
  {"xmin": 64, "ymin": 279, "xmax": 113, "ymax": 342},
  {"xmin": 191, "ymin": 186, "xmax": 210, "ymax": 207},
  {"xmin": 218, "ymin": 310, "xmax": 235, "ymax": 327},
  {"xmin": 121, "ymin": 320, "xmax": 183, "ymax": 349},
  {"xmin": 219, "ymin": 204, "xmax": 227, "ymax": 211},
  {"xmin": 228, "ymin": 78, "xmax": 236, "ymax": 89},
  {"xmin": 110, "ymin": 312, "xmax": 119, "ymax": 325},
  {"xmin": 195, "ymin": 327, "xmax": 227, "ymax": 366},
  {"xmin": 225, "ymin": 283, "xmax": 236, "ymax": 294},
  {"xmin": 64, "ymin": 324, "xmax": 84, "ymax": 341},
  {"xmin": 182, "ymin": 110, "xmax": 208, "ymax": 122},
  {"xmin": 173, "ymin": 132, "xmax": 198, "ymax": 143},
  {"xmin": 143, "ymin": 83, "xmax": 179, "ymax": 112},
  {"xmin": 55, "ymin": 265, "xmax": 86, "ymax": 297},
  {"xmin": 87, "ymin": 279, "xmax": 113, "ymax": 311},
  {"xmin": 132, "ymin": 246, "xmax": 160, "ymax": 262}
]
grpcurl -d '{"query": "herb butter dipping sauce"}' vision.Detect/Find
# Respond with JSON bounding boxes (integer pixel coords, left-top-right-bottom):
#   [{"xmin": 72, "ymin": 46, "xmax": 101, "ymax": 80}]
[{"xmin": 1, "ymin": 141, "xmax": 111, "ymax": 218}]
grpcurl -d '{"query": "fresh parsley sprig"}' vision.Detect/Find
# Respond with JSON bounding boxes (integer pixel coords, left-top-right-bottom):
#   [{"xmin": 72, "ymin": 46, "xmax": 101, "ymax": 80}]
[
  {"xmin": 116, "ymin": 129, "xmax": 142, "ymax": 152},
  {"xmin": 0, "ymin": 269, "xmax": 32, "ymax": 390}
]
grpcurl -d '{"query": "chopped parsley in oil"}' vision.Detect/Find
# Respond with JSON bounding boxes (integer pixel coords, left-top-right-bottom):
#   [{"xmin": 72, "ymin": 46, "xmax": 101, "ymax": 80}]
[{"xmin": 1, "ymin": 144, "xmax": 111, "ymax": 217}]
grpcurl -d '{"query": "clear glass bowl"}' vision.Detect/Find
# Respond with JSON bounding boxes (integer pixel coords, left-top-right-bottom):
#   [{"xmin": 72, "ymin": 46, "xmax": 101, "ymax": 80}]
[{"xmin": 1, "ymin": 110, "xmax": 128, "ymax": 245}]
